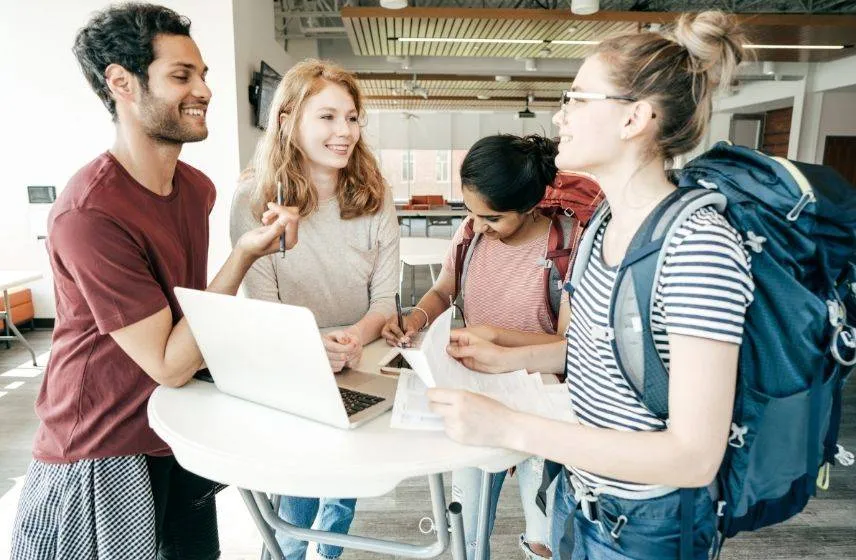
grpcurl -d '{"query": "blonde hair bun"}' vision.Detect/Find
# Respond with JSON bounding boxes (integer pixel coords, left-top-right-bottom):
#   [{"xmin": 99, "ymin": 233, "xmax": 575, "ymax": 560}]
[{"xmin": 668, "ymin": 11, "xmax": 746, "ymax": 90}]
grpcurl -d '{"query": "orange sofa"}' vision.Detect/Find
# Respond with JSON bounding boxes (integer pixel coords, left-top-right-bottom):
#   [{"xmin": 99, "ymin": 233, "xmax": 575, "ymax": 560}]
[{"xmin": 0, "ymin": 287, "xmax": 35, "ymax": 331}]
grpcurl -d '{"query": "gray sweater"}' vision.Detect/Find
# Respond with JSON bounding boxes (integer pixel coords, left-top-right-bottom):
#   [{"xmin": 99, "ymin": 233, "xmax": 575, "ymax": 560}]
[{"xmin": 229, "ymin": 180, "xmax": 400, "ymax": 328}]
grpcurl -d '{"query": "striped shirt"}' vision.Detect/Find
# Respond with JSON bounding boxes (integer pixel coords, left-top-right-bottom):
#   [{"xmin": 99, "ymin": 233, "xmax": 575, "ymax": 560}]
[
  {"xmin": 565, "ymin": 206, "xmax": 754, "ymax": 494},
  {"xmin": 443, "ymin": 219, "xmax": 562, "ymax": 334}
]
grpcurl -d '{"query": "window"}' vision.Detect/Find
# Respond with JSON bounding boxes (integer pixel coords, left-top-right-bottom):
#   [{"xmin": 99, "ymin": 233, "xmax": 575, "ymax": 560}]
[
  {"xmin": 402, "ymin": 151, "xmax": 414, "ymax": 182},
  {"xmin": 435, "ymin": 151, "xmax": 450, "ymax": 182}
]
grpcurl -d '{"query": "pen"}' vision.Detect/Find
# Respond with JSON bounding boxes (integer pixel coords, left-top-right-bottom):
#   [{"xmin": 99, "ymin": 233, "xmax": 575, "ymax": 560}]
[
  {"xmin": 277, "ymin": 180, "xmax": 286, "ymax": 258},
  {"xmin": 395, "ymin": 293, "xmax": 405, "ymax": 332}
]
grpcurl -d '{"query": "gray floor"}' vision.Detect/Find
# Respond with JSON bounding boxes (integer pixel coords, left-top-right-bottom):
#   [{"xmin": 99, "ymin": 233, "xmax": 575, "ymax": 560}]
[{"xmin": 1, "ymin": 257, "xmax": 854, "ymax": 559}]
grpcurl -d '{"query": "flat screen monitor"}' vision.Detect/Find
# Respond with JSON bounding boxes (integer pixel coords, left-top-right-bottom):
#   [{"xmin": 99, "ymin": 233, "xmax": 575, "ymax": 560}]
[{"xmin": 249, "ymin": 61, "xmax": 282, "ymax": 130}]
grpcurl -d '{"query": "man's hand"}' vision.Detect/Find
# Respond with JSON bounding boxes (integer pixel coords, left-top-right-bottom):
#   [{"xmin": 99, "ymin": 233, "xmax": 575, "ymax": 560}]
[
  {"xmin": 234, "ymin": 203, "xmax": 299, "ymax": 259},
  {"xmin": 446, "ymin": 330, "xmax": 509, "ymax": 374}
]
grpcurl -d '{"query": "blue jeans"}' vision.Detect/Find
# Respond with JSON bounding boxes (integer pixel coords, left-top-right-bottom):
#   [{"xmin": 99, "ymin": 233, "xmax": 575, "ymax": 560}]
[
  {"xmin": 275, "ymin": 496, "xmax": 356, "ymax": 559},
  {"xmin": 550, "ymin": 473, "xmax": 717, "ymax": 560},
  {"xmin": 452, "ymin": 457, "xmax": 550, "ymax": 560}
]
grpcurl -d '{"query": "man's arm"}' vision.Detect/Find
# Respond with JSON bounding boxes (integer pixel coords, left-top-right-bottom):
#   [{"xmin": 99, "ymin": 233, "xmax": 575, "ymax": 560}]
[{"xmin": 109, "ymin": 204, "xmax": 298, "ymax": 387}]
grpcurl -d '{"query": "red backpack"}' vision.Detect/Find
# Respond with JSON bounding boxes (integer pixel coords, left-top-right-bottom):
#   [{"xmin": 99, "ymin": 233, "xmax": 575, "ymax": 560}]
[{"xmin": 453, "ymin": 172, "xmax": 603, "ymax": 331}]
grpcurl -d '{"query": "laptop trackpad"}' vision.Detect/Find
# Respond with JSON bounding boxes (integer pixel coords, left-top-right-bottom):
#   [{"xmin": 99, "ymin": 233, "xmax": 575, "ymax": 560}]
[{"xmin": 337, "ymin": 370, "xmax": 395, "ymax": 398}]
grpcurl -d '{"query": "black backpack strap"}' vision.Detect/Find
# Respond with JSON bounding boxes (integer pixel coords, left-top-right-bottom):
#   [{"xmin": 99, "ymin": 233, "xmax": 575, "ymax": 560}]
[
  {"xmin": 535, "ymin": 459, "xmax": 564, "ymax": 515},
  {"xmin": 453, "ymin": 218, "xmax": 479, "ymax": 306}
]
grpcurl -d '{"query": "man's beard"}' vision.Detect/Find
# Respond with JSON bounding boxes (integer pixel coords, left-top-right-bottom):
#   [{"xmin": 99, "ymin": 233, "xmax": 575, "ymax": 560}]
[{"xmin": 139, "ymin": 89, "xmax": 208, "ymax": 145}]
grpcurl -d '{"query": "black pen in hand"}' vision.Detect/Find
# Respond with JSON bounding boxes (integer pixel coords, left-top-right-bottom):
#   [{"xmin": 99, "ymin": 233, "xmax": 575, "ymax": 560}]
[
  {"xmin": 277, "ymin": 180, "xmax": 286, "ymax": 258},
  {"xmin": 395, "ymin": 293, "xmax": 406, "ymax": 347}
]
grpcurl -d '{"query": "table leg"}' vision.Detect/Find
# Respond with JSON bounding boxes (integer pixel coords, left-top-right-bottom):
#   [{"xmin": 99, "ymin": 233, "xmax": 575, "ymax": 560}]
[
  {"xmin": 259, "ymin": 495, "xmax": 284, "ymax": 560},
  {"xmin": 448, "ymin": 501, "xmax": 467, "ymax": 560},
  {"xmin": 240, "ymin": 474, "xmax": 452, "ymax": 558},
  {"xmin": 240, "ymin": 489, "xmax": 284, "ymax": 560},
  {"xmin": 1, "ymin": 289, "xmax": 37, "ymax": 366},
  {"xmin": 474, "ymin": 469, "xmax": 492, "ymax": 560}
]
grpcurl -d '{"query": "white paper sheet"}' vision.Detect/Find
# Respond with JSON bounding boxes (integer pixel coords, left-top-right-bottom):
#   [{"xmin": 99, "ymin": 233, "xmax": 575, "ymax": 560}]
[{"xmin": 390, "ymin": 309, "xmax": 578, "ymax": 429}]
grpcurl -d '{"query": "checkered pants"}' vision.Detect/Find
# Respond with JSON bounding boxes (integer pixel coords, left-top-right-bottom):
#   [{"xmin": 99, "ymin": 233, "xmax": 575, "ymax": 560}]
[{"xmin": 10, "ymin": 456, "xmax": 157, "ymax": 559}]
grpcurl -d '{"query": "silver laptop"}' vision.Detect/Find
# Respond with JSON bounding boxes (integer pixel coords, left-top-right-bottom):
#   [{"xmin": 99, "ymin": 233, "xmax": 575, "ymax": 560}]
[{"xmin": 174, "ymin": 287, "xmax": 395, "ymax": 429}]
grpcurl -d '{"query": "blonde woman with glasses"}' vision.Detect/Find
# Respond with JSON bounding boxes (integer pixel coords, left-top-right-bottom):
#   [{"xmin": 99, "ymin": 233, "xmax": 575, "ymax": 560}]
[
  {"xmin": 230, "ymin": 59, "xmax": 399, "ymax": 560},
  {"xmin": 427, "ymin": 11, "xmax": 755, "ymax": 560}
]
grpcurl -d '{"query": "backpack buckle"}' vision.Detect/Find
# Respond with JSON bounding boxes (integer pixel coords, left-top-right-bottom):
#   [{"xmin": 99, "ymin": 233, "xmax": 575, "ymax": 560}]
[
  {"xmin": 728, "ymin": 423, "xmax": 748, "ymax": 448},
  {"xmin": 786, "ymin": 191, "xmax": 816, "ymax": 222},
  {"xmin": 716, "ymin": 500, "xmax": 727, "ymax": 517},
  {"xmin": 609, "ymin": 515, "xmax": 628, "ymax": 540},
  {"xmin": 827, "ymin": 300, "xmax": 845, "ymax": 328},
  {"xmin": 744, "ymin": 231, "xmax": 767, "ymax": 253},
  {"xmin": 831, "ymin": 325, "xmax": 856, "ymax": 367},
  {"xmin": 836, "ymin": 444, "xmax": 855, "ymax": 467},
  {"xmin": 538, "ymin": 257, "xmax": 553, "ymax": 269},
  {"xmin": 590, "ymin": 325, "xmax": 615, "ymax": 341}
]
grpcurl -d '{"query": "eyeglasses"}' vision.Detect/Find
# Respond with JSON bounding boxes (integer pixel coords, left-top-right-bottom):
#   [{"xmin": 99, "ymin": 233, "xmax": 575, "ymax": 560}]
[
  {"xmin": 559, "ymin": 89, "xmax": 637, "ymax": 109},
  {"xmin": 558, "ymin": 90, "xmax": 655, "ymax": 120}
]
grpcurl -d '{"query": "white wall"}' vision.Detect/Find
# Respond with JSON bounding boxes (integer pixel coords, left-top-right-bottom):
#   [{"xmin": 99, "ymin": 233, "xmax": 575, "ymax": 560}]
[
  {"xmin": 0, "ymin": 0, "xmax": 240, "ymax": 318},
  {"xmin": 232, "ymin": 0, "xmax": 300, "ymax": 170},
  {"xmin": 364, "ymin": 111, "xmax": 556, "ymax": 152}
]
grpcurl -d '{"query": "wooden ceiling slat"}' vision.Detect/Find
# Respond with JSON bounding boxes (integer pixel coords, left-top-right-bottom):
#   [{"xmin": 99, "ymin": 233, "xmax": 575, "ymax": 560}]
[
  {"xmin": 418, "ymin": 17, "xmax": 429, "ymax": 57},
  {"xmin": 371, "ymin": 18, "xmax": 382, "ymax": 56},
  {"xmin": 441, "ymin": 18, "xmax": 459, "ymax": 58},
  {"xmin": 494, "ymin": 18, "xmax": 527, "ymax": 59},
  {"xmin": 482, "ymin": 17, "xmax": 509, "ymax": 58},
  {"xmin": 356, "ymin": 18, "xmax": 371, "ymax": 57},
  {"xmin": 402, "ymin": 17, "xmax": 412, "ymax": 57},
  {"xmin": 342, "ymin": 17, "xmax": 361, "ymax": 57},
  {"xmin": 341, "ymin": 8, "xmax": 856, "ymax": 62},
  {"xmin": 384, "ymin": 17, "xmax": 396, "ymax": 57},
  {"xmin": 454, "ymin": 18, "xmax": 476, "ymax": 58},
  {"xmin": 424, "ymin": 17, "xmax": 438, "ymax": 57},
  {"xmin": 462, "ymin": 17, "xmax": 487, "ymax": 58},
  {"xmin": 393, "ymin": 17, "xmax": 403, "ymax": 57}
]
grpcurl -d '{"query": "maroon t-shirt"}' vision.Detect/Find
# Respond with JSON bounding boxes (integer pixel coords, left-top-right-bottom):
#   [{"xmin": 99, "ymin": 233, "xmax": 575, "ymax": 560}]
[{"xmin": 33, "ymin": 152, "xmax": 215, "ymax": 463}]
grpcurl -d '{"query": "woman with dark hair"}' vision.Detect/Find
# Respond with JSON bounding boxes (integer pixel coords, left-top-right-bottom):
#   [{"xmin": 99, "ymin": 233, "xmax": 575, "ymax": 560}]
[
  {"xmin": 382, "ymin": 133, "xmax": 574, "ymax": 560},
  {"xmin": 427, "ymin": 11, "xmax": 755, "ymax": 560}
]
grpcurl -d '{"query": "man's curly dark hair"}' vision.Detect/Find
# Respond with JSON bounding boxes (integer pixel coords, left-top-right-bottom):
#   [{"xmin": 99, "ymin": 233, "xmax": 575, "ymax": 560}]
[{"xmin": 72, "ymin": 3, "xmax": 192, "ymax": 120}]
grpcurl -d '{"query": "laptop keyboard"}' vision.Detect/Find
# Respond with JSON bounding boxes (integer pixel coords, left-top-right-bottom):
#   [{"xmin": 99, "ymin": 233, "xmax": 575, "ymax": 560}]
[{"xmin": 338, "ymin": 387, "xmax": 384, "ymax": 417}]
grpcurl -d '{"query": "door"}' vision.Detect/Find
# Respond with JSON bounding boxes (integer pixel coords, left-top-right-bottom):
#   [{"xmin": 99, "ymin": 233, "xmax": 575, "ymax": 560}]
[
  {"xmin": 761, "ymin": 107, "xmax": 792, "ymax": 158},
  {"xmin": 823, "ymin": 136, "xmax": 856, "ymax": 187}
]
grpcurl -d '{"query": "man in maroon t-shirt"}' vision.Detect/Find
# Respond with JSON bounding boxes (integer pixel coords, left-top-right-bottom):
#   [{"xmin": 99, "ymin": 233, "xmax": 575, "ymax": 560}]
[{"xmin": 11, "ymin": 5, "xmax": 298, "ymax": 560}]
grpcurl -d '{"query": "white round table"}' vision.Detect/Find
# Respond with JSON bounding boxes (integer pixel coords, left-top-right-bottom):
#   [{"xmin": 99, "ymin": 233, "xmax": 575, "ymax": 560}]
[{"xmin": 147, "ymin": 339, "xmax": 526, "ymax": 560}]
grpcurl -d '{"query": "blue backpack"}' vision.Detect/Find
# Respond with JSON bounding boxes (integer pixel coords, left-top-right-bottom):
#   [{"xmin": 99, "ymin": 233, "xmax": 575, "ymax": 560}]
[{"xmin": 569, "ymin": 142, "xmax": 856, "ymax": 558}]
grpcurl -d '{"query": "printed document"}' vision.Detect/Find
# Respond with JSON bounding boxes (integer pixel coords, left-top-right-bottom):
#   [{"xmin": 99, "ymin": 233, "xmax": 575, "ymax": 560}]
[{"xmin": 390, "ymin": 309, "xmax": 577, "ymax": 429}]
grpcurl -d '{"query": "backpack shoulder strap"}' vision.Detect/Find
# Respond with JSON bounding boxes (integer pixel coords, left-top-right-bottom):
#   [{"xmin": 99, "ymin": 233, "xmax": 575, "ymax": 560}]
[
  {"xmin": 543, "ymin": 213, "xmax": 583, "ymax": 329},
  {"xmin": 610, "ymin": 187, "xmax": 727, "ymax": 419},
  {"xmin": 569, "ymin": 200, "xmax": 612, "ymax": 296},
  {"xmin": 454, "ymin": 217, "xmax": 480, "ymax": 304}
]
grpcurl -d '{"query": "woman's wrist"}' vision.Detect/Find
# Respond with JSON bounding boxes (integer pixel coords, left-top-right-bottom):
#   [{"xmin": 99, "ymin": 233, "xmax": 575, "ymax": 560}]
[
  {"xmin": 408, "ymin": 306, "xmax": 430, "ymax": 331},
  {"xmin": 344, "ymin": 325, "xmax": 363, "ymax": 345},
  {"xmin": 501, "ymin": 409, "xmax": 530, "ymax": 451}
]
